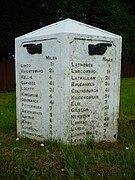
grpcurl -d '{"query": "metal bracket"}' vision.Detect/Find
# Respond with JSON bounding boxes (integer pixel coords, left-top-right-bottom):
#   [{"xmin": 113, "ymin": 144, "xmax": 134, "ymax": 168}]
[
  {"xmin": 88, "ymin": 43, "xmax": 112, "ymax": 55},
  {"xmin": 23, "ymin": 43, "xmax": 42, "ymax": 54}
]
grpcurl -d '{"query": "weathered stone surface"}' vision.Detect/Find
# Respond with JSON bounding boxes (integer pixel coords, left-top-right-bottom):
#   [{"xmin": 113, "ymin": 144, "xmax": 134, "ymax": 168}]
[{"xmin": 15, "ymin": 19, "xmax": 122, "ymax": 144}]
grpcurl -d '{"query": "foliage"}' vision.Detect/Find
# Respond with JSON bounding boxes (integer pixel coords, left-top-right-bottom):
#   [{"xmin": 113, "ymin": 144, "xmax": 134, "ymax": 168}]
[
  {"xmin": 82, "ymin": 0, "xmax": 135, "ymax": 63},
  {"xmin": 120, "ymin": 0, "xmax": 135, "ymax": 16},
  {"xmin": 0, "ymin": 78, "xmax": 135, "ymax": 179},
  {"xmin": 0, "ymin": 92, "xmax": 16, "ymax": 133},
  {"xmin": 120, "ymin": 78, "xmax": 135, "ymax": 116},
  {"xmin": 0, "ymin": 1, "xmax": 135, "ymax": 60}
]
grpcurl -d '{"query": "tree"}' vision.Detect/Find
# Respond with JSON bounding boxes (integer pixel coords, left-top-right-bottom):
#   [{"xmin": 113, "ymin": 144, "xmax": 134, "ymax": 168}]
[
  {"xmin": 0, "ymin": 1, "xmax": 40, "ymax": 53},
  {"xmin": 0, "ymin": 0, "xmax": 84, "ymax": 54},
  {"xmin": 119, "ymin": 0, "xmax": 135, "ymax": 17},
  {"xmin": 82, "ymin": 0, "xmax": 135, "ymax": 63},
  {"xmin": 0, "ymin": 0, "xmax": 135, "ymax": 63}
]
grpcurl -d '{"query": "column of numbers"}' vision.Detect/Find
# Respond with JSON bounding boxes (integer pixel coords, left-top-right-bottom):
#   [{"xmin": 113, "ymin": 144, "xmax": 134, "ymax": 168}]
[
  {"xmin": 103, "ymin": 65, "xmax": 111, "ymax": 138},
  {"xmin": 48, "ymin": 61, "xmax": 55, "ymax": 136}
]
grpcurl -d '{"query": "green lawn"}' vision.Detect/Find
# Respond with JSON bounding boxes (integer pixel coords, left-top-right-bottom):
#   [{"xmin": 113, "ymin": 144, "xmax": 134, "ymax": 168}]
[
  {"xmin": 0, "ymin": 78, "xmax": 135, "ymax": 179},
  {"xmin": 0, "ymin": 92, "xmax": 16, "ymax": 133},
  {"xmin": 120, "ymin": 78, "xmax": 135, "ymax": 116}
]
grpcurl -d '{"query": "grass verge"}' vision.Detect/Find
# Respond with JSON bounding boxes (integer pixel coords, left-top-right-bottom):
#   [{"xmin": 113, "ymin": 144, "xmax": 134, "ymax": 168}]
[{"xmin": 0, "ymin": 78, "xmax": 135, "ymax": 179}]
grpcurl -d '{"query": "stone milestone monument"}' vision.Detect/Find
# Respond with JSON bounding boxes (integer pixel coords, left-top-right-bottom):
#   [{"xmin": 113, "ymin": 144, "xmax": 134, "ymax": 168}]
[{"xmin": 15, "ymin": 19, "xmax": 122, "ymax": 144}]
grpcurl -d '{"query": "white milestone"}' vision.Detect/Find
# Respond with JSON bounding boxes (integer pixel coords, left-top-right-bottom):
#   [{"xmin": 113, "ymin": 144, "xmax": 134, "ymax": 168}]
[{"xmin": 15, "ymin": 19, "xmax": 122, "ymax": 144}]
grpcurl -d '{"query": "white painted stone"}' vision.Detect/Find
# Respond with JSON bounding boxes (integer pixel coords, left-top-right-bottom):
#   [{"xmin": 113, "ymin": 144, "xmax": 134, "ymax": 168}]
[{"xmin": 15, "ymin": 19, "xmax": 122, "ymax": 144}]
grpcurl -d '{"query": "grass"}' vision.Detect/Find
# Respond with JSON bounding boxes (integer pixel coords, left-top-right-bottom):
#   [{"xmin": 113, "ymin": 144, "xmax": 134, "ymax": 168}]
[
  {"xmin": 120, "ymin": 78, "xmax": 135, "ymax": 116},
  {"xmin": 0, "ymin": 92, "xmax": 16, "ymax": 133},
  {"xmin": 0, "ymin": 78, "xmax": 135, "ymax": 179}
]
